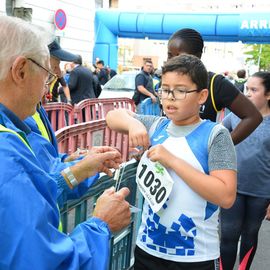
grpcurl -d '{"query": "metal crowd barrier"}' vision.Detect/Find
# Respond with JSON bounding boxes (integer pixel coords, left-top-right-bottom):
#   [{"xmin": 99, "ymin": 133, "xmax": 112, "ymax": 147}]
[
  {"xmin": 43, "ymin": 98, "xmax": 135, "ymax": 131},
  {"xmin": 43, "ymin": 102, "xmax": 74, "ymax": 131},
  {"xmin": 140, "ymin": 97, "xmax": 162, "ymax": 116},
  {"xmin": 74, "ymin": 98, "xmax": 135, "ymax": 123},
  {"xmin": 60, "ymin": 160, "xmax": 139, "ymax": 270},
  {"xmin": 55, "ymin": 119, "xmax": 130, "ymax": 162}
]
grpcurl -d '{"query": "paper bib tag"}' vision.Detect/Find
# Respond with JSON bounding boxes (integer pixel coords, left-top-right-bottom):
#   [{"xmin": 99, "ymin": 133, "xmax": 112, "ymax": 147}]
[{"xmin": 136, "ymin": 151, "xmax": 174, "ymax": 213}]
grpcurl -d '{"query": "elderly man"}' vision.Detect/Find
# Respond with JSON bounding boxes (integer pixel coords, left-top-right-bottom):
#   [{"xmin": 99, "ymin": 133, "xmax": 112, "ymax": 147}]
[
  {"xmin": 0, "ymin": 16, "xmax": 130, "ymax": 270},
  {"xmin": 24, "ymin": 40, "xmax": 99, "ymax": 206}
]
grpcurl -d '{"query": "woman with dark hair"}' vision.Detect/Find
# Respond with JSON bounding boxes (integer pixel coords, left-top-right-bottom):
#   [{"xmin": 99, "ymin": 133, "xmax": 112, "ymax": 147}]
[
  {"xmin": 220, "ymin": 71, "xmax": 270, "ymax": 270},
  {"xmin": 167, "ymin": 28, "xmax": 262, "ymax": 145}
]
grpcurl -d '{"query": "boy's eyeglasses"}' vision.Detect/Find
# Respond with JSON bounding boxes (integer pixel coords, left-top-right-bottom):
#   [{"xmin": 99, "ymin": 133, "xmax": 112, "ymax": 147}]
[
  {"xmin": 27, "ymin": 58, "xmax": 57, "ymax": 85},
  {"xmin": 158, "ymin": 88, "xmax": 200, "ymax": 100}
]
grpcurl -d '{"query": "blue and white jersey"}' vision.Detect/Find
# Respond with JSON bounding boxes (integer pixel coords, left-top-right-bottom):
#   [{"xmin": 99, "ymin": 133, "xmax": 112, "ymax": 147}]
[{"xmin": 136, "ymin": 119, "xmax": 220, "ymax": 262}]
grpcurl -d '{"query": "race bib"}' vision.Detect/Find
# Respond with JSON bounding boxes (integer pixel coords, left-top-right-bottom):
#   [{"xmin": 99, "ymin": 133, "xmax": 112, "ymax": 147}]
[{"xmin": 136, "ymin": 151, "xmax": 174, "ymax": 213}]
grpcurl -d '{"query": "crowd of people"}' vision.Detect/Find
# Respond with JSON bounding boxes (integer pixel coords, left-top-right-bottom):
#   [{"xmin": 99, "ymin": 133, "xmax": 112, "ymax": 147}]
[
  {"xmin": 0, "ymin": 14, "xmax": 269, "ymax": 270},
  {"xmin": 44, "ymin": 48, "xmax": 117, "ymax": 105}
]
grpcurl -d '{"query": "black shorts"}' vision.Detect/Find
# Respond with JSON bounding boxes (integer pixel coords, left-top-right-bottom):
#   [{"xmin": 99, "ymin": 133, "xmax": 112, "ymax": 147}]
[{"xmin": 134, "ymin": 246, "xmax": 220, "ymax": 270}]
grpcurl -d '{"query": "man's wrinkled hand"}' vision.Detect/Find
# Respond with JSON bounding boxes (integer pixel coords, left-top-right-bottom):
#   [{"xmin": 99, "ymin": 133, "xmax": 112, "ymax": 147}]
[{"xmin": 93, "ymin": 187, "xmax": 131, "ymax": 232}]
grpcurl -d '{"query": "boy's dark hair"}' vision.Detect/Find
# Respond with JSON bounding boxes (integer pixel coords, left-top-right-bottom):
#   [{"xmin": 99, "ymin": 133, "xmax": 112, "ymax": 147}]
[
  {"xmin": 252, "ymin": 71, "xmax": 270, "ymax": 107},
  {"xmin": 168, "ymin": 28, "xmax": 204, "ymax": 59},
  {"xmin": 237, "ymin": 69, "xmax": 246, "ymax": 79},
  {"xmin": 162, "ymin": 54, "xmax": 208, "ymax": 90},
  {"xmin": 96, "ymin": 60, "xmax": 104, "ymax": 66}
]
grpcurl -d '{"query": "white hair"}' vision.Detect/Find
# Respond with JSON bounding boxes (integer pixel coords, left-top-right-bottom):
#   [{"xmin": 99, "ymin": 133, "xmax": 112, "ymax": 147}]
[{"xmin": 0, "ymin": 16, "xmax": 53, "ymax": 80}]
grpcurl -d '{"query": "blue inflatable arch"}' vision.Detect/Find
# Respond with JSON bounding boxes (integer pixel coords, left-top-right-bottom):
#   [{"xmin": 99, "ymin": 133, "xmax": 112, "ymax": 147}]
[{"xmin": 94, "ymin": 10, "xmax": 270, "ymax": 70}]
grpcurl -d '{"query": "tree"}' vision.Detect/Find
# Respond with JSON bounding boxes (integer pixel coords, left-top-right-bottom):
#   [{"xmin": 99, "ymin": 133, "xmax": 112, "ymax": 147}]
[{"xmin": 244, "ymin": 44, "xmax": 270, "ymax": 71}]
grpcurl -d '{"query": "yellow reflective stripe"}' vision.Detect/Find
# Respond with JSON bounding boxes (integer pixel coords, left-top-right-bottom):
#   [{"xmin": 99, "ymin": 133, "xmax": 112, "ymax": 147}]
[
  {"xmin": 49, "ymin": 77, "xmax": 58, "ymax": 94},
  {"xmin": 32, "ymin": 112, "xmax": 50, "ymax": 141},
  {"xmin": 57, "ymin": 205, "xmax": 63, "ymax": 232},
  {"xmin": 0, "ymin": 124, "xmax": 63, "ymax": 232},
  {"xmin": 210, "ymin": 73, "xmax": 219, "ymax": 113},
  {"xmin": 153, "ymin": 78, "xmax": 159, "ymax": 87},
  {"xmin": 0, "ymin": 124, "xmax": 35, "ymax": 155}
]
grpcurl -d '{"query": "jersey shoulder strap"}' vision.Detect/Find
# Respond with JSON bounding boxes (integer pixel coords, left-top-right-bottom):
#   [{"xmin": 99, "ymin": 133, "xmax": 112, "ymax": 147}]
[{"xmin": 209, "ymin": 73, "xmax": 219, "ymax": 113}]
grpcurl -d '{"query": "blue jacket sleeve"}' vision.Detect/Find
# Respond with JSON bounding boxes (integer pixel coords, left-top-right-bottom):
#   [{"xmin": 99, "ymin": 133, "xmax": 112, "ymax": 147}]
[
  {"xmin": 0, "ymin": 133, "xmax": 111, "ymax": 270},
  {"xmin": 56, "ymin": 170, "xmax": 99, "ymax": 209},
  {"xmin": 25, "ymin": 123, "xmax": 99, "ymax": 207}
]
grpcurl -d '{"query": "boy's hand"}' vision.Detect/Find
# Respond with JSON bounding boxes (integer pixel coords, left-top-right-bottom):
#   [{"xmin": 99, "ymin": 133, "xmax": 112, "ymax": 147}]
[
  {"xmin": 128, "ymin": 124, "xmax": 150, "ymax": 150},
  {"xmin": 147, "ymin": 144, "xmax": 175, "ymax": 168}
]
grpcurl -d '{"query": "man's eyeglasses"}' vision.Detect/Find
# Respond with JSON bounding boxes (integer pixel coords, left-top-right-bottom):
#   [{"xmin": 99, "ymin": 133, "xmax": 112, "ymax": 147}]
[
  {"xmin": 27, "ymin": 58, "xmax": 57, "ymax": 85},
  {"xmin": 158, "ymin": 88, "xmax": 200, "ymax": 100}
]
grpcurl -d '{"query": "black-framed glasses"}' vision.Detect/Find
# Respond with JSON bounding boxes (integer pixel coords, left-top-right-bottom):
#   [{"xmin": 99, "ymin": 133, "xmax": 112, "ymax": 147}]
[
  {"xmin": 158, "ymin": 87, "xmax": 200, "ymax": 100},
  {"xmin": 27, "ymin": 58, "xmax": 57, "ymax": 85}
]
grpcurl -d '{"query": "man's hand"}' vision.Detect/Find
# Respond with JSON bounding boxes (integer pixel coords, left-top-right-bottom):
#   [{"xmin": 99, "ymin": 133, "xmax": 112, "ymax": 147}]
[
  {"xmin": 150, "ymin": 93, "xmax": 157, "ymax": 103},
  {"xmin": 93, "ymin": 187, "xmax": 131, "ymax": 232},
  {"xmin": 71, "ymin": 147, "xmax": 122, "ymax": 182},
  {"xmin": 64, "ymin": 148, "xmax": 88, "ymax": 162}
]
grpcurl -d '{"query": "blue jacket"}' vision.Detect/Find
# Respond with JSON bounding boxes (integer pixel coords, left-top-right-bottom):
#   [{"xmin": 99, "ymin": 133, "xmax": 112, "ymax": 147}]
[
  {"xmin": 24, "ymin": 106, "xmax": 99, "ymax": 207},
  {"xmin": 0, "ymin": 104, "xmax": 110, "ymax": 270}
]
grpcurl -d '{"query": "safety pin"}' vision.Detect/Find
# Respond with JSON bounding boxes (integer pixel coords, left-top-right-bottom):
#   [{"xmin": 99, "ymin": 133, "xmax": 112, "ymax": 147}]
[{"xmin": 114, "ymin": 164, "xmax": 126, "ymax": 191}]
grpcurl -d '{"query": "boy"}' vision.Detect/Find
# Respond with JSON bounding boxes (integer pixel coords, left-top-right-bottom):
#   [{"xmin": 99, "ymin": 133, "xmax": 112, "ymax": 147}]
[{"xmin": 106, "ymin": 54, "xmax": 237, "ymax": 270}]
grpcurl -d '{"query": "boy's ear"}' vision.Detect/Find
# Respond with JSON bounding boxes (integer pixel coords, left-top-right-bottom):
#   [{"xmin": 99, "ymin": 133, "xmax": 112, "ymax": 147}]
[
  {"xmin": 266, "ymin": 91, "xmax": 270, "ymax": 101},
  {"xmin": 198, "ymin": 88, "xmax": 208, "ymax": 105}
]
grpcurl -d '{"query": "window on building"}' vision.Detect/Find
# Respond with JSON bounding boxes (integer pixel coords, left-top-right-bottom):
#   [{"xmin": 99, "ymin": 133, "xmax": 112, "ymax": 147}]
[
  {"xmin": 95, "ymin": 0, "xmax": 103, "ymax": 8},
  {"xmin": 6, "ymin": 0, "xmax": 13, "ymax": 15}
]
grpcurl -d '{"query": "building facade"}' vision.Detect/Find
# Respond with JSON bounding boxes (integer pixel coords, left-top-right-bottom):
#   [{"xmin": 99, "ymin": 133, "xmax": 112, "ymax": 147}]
[{"xmin": 1, "ymin": 0, "xmax": 110, "ymax": 65}]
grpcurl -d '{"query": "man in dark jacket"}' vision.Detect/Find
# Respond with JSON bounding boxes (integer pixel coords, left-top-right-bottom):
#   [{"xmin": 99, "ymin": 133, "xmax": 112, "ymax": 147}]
[
  {"xmin": 134, "ymin": 60, "xmax": 158, "ymax": 113},
  {"xmin": 68, "ymin": 55, "xmax": 96, "ymax": 104},
  {"xmin": 96, "ymin": 60, "xmax": 109, "ymax": 86}
]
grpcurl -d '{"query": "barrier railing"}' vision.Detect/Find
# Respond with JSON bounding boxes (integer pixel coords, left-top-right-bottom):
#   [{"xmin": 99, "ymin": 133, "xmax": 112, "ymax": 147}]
[
  {"xmin": 140, "ymin": 97, "xmax": 161, "ymax": 116},
  {"xmin": 60, "ymin": 160, "xmax": 139, "ymax": 270},
  {"xmin": 55, "ymin": 119, "xmax": 130, "ymax": 162},
  {"xmin": 43, "ymin": 102, "xmax": 74, "ymax": 131},
  {"xmin": 74, "ymin": 98, "xmax": 135, "ymax": 123},
  {"xmin": 44, "ymin": 98, "xmax": 135, "ymax": 131}
]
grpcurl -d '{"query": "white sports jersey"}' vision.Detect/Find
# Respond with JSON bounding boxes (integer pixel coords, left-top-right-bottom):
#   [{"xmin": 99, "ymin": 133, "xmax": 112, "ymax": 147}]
[{"xmin": 136, "ymin": 119, "xmax": 220, "ymax": 262}]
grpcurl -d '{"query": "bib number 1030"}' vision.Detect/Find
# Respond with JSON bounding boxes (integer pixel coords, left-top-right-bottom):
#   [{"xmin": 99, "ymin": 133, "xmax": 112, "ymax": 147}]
[{"xmin": 136, "ymin": 151, "xmax": 174, "ymax": 213}]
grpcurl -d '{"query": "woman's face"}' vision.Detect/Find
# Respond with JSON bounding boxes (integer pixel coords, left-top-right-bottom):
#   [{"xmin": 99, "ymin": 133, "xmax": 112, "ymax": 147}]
[{"xmin": 246, "ymin": 76, "xmax": 270, "ymax": 111}]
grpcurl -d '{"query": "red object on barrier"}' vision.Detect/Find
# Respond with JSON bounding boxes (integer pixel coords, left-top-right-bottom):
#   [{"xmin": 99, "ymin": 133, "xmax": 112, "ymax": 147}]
[
  {"xmin": 74, "ymin": 98, "xmax": 135, "ymax": 123},
  {"xmin": 43, "ymin": 102, "xmax": 74, "ymax": 131},
  {"xmin": 55, "ymin": 119, "xmax": 130, "ymax": 161}
]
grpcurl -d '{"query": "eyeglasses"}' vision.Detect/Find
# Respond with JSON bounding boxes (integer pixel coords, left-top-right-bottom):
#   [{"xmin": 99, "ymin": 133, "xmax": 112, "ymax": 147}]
[
  {"xmin": 158, "ymin": 87, "xmax": 200, "ymax": 100},
  {"xmin": 27, "ymin": 58, "xmax": 57, "ymax": 85}
]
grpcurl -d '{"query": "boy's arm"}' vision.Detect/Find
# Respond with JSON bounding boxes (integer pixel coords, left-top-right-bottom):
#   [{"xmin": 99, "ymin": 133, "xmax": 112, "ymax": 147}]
[
  {"xmin": 106, "ymin": 109, "xmax": 150, "ymax": 149},
  {"xmin": 147, "ymin": 127, "xmax": 237, "ymax": 209},
  {"xmin": 172, "ymin": 160, "xmax": 236, "ymax": 209}
]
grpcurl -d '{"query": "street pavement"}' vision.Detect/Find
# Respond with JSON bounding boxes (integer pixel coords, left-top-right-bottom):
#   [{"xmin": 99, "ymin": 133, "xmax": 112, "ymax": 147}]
[{"xmin": 233, "ymin": 220, "xmax": 270, "ymax": 270}]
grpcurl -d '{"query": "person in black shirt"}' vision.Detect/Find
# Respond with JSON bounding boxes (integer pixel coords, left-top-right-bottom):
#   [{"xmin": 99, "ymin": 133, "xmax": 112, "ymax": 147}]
[
  {"xmin": 134, "ymin": 60, "xmax": 158, "ymax": 113},
  {"xmin": 167, "ymin": 28, "xmax": 262, "ymax": 145}
]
